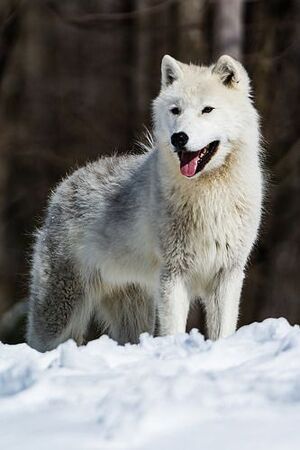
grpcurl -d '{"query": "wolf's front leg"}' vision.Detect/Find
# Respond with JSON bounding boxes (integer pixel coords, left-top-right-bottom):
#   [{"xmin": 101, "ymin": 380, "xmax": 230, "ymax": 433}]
[
  {"xmin": 204, "ymin": 268, "xmax": 244, "ymax": 340},
  {"xmin": 158, "ymin": 271, "xmax": 190, "ymax": 336}
]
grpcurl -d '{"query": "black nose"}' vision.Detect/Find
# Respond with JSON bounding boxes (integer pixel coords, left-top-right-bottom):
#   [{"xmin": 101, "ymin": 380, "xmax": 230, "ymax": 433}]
[{"xmin": 171, "ymin": 132, "xmax": 189, "ymax": 150}]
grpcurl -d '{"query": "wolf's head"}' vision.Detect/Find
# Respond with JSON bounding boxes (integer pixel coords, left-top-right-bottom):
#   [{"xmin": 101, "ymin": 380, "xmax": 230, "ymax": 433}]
[{"xmin": 153, "ymin": 55, "xmax": 258, "ymax": 179}]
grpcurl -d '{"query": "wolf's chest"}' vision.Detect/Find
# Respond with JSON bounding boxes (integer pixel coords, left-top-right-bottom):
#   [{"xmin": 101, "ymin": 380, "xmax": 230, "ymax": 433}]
[{"xmin": 164, "ymin": 197, "xmax": 244, "ymax": 275}]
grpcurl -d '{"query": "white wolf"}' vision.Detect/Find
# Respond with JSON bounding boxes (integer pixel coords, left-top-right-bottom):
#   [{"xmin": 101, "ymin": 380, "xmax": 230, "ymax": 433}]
[{"xmin": 27, "ymin": 55, "xmax": 263, "ymax": 351}]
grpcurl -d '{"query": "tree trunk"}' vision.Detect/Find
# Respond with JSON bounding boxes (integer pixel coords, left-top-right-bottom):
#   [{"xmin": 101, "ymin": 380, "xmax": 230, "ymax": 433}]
[{"xmin": 213, "ymin": 0, "xmax": 244, "ymax": 60}]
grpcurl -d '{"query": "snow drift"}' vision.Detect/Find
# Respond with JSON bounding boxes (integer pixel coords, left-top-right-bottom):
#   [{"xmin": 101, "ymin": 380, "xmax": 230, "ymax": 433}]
[{"xmin": 0, "ymin": 318, "xmax": 300, "ymax": 449}]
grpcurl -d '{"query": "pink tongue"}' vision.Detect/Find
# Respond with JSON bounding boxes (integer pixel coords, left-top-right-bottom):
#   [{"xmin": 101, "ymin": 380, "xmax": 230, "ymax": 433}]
[{"xmin": 180, "ymin": 151, "xmax": 200, "ymax": 177}]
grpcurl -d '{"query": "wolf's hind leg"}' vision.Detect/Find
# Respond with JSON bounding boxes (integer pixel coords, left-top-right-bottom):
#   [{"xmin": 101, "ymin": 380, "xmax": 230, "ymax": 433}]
[
  {"xmin": 27, "ymin": 264, "xmax": 92, "ymax": 352},
  {"xmin": 99, "ymin": 284, "xmax": 156, "ymax": 345}
]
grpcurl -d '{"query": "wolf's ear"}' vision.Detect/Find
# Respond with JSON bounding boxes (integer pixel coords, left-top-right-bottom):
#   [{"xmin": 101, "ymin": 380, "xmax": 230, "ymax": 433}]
[
  {"xmin": 161, "ymin": 55, "xmax": 183, "ymax": 88},
  {"xmin": 212, "ymin": 55, "xmax": 250, "ymax": 94}
]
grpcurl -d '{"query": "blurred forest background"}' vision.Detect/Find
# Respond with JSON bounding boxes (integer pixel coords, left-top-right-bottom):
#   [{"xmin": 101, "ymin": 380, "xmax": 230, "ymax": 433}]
[{"xmin": 0, "ymin": 0, "xmax": 299, "ymax": 343}]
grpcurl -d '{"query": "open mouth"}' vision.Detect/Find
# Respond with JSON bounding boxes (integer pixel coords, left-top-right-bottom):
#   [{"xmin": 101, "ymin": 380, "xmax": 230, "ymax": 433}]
[{"xmin": 178, "ymin": 141, "xmax": 220, "ymax": 177}]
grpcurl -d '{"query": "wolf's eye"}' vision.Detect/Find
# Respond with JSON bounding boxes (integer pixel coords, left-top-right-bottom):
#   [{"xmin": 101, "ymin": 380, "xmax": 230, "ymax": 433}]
[
  {"xmin": 170, "ymin": 106, "xmax": 181, "ymax": 115},
  {"xmin": 202, "ymin": 106, "xmax": 214, "ymax": 114}
]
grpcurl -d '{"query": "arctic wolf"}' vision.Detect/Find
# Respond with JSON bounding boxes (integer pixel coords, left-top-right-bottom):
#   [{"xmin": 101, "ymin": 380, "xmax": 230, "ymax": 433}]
[{"xmin": 27, "ymin": 55, "xmax": 263, "ymax": 351}]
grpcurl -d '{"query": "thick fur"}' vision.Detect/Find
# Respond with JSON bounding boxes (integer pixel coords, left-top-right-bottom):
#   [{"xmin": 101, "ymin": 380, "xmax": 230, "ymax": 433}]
[{"xmin": 27, "ymin": 55, "xmax": 263, "ymax": 351}]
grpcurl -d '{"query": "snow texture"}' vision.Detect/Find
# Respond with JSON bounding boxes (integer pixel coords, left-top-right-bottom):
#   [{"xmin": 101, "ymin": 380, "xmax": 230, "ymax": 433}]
[{"xmin": 0, "ymin": 318, "xmax": 300, "ymax": 449}]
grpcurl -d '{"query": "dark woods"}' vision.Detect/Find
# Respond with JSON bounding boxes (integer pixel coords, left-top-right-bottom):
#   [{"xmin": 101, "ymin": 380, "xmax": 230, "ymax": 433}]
[{"xmin": 0, "ymin": 0, "xmax": 299, "ymax": 342}]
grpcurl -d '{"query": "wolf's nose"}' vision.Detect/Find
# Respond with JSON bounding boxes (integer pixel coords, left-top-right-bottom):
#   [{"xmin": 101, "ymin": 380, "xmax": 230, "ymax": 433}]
[{"xmin": 171, "ymin": 132, "xmax": 189, "ymax": 150}]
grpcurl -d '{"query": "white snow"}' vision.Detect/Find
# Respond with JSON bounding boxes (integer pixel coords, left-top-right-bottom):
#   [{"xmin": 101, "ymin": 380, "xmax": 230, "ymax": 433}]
[{"xmin": 1, "ymin": 318, "xmax": 300, "ymax": 450}]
